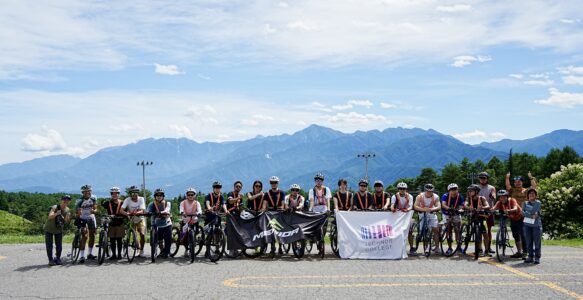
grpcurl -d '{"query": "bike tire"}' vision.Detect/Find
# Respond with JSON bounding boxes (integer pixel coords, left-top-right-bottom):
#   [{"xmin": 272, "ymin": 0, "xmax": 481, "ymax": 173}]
[
  {"xmin": 125, "ymin": 229, "xmax": 138, "ymax": 263},
  {"xmin": 474, "ymin": 224, "xmax": 482, "ymax": 260},
  {"xmin": 194, "ymin": 225, "xmax": 205, "ymax": 256},
  {"xmin": 71, "ymin": 230, "xmax": 81, "ymax": 263},
  {"xmin": 440, "ymin": 224, "xmax": 453, "ymax": 257},
  {"xmin": 306, "ymin": 241, "xmax": 313, "ymax": 254},
  {"xmin": 243, "ymin": 245, "xmax": 266, "ymax": 259},
  {"xmin": 169, "ymin": 227, "xmax": 181, "ymax": 258},
  {"xmin": 410, "ymin": 219, "xmax": 420, "ymax": 252},
  {"xmin": 97, "ymin": 230, "xmax": 107, "ymax": 265},
  {"xmin": 189, "ymin": 229, "xmax": 196, "ymax": 263},
  {"xmin": 150, "ymin": 228, "xmax": 158, "ymax": 263},
  {"xmin": 422, "ymin": 225, "xmax": 431, "ymax": 257},
  {"xmin": 461, "ymin": 224, "xmax": 471, "ymax": 254},
  {"xmin": 292, "ymin": 240, "xmax": 306, "ymax": 259},
  {"xmin": 330, "ymin": 227, "xmax": 339, "ymax": 257},
  {"xmin": 207, "ymin": 228, "xmax": 225, "ymax": 262}
]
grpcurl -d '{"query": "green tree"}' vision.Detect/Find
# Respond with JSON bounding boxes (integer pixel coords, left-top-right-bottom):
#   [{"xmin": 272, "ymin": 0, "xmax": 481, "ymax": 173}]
[
  {"xmin": 541, "ymin": 146, "xmax": 581, "ymax": 178},
  {"xmin": 414, "ymin": 168, "xmax": 438, "ymax": 193}
]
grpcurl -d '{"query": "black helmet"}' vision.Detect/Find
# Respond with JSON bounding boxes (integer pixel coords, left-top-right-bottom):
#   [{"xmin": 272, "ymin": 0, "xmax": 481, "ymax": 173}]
[
  {"xmin": 128, "ymin": 185, "xmax": 140, "ymax": 193},
  {"xmin": 358, "ymin": 178, "xmax": 369, "ymax": 186},
  {"xmin": 314, "ymin": 173, "xmax": 324, "ymax": 181},
  {"xmin": 467, "ymin": 184, "xmax": 481, "ymax": 193},
  {"xmin": 153, "ymin": 188, "xmax": 165, "ymax": 196},
  {"xmin": 497, "ymin": 189, "xmax": 509, "ymax": 197},
  {"xmin": 212, "ymin": 181, "xmax": 222, "ymax": 188},
  {"xmin": 424, "ymin": 184, "xmax": 434, "ymax": 191},
  {"xmin": 80, "ymin": 185, "xmax": 92, "ymax": 192},
  {"xmin": 61, "ymin": 195, "xmax": 72, "ymax": 201},
  {"xmin": 478, "ymin": 172, "xmax": 489, "ymax": 179}
]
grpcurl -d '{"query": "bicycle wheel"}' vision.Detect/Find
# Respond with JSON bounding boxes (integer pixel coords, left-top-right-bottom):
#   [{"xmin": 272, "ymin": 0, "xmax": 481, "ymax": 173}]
[
  {"xmin": 422, "ymin": 226, "xmax": 431, "ymax": 257},
  {"xmin": 194, "ymin": 225, "xmax": 205, "ymax": 256},
  {"xmin": 318, "ymin": 240, "xmax": 325, "ymax": 259},
  {"xmin": 440, "ymin": 224, "xmax": 453, "ymax": 257},
  {"xmin": 150, "ymin": 227, "xmax": 158, "ymax": 263},
  {"xmin": 71, "ymin": 230, "xmax": 81, "ymax": 263},
  {"xmin": 496, "ymin": 227, "xmax": 507, "ymax": 262},
  {"xmin": 125, "ymin": 229, "xmax": 137, "ymax": 263},
  {"xmin": 474, "ymin": 223, "xmax": 482, "ymax": 260},
  {"xmin": 461, "ymin": 224, "xmax": 472, "ymax": 254},
  {"xmin": 330, "ymin": 226, "xmax": 339, "ymax": 257},
  {"xmin": 169, "ymin": 227, "xmax": 181, "ymax": 258},
  {"xmin": 97, "ymin": 230, "xmax": 108, "ymax": 265},
  {"xmin": 243, "ymin": 245, "xmax": 266, "ymax": 259},
  {"xmin": 282, "ymin": 243, "xmax": 291, "ymax": 254},
  {"xmin": 207, "ymin": 227, "xmax": 225, "ymax": 262},
  {"xmin": 189, "ymin": 229, "xmax": 196, "ymax": 263},
  {"xmin": 411, "ymin": 220, "xmax": 421, "ymax": 253},
  {"xmin": 306, "ymin": 241, "xmax": 313, "ymax": 253},
  {"xmin": 292, "ymin": 240, "xmax": 306, "ymax": 259}
]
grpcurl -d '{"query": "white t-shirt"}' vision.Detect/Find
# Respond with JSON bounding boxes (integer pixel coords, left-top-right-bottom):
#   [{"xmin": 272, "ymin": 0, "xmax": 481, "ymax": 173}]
[
  {"xmin": 391, "ymin": 193, "xmax": 413, "ymax": 210},
  {"xmin": 418, "ymin": 194, "xmax": 439, "ymax": 220},
  {"xmin": 122, "ymin": 197, "xmax": 146, "ymax": 223},
  {"xmin": 285, "ymin": 194, "xmax": 304, "ymax": 209},
  {"xmin": 180, "ymin": 200, "xmax": 202, "ymax": 224},
  {"xmin": 309, "ymin": 186, "xmax": 331, "ymax": 213}
]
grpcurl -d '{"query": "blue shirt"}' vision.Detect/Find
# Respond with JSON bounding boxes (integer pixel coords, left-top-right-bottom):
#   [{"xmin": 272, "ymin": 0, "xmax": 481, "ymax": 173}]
[
  {"xmin": 441, "ymin": 193, "xmax": 465, "ymax": 215},
  {"xmin": 147, "ymin": 201, "xmax": 172, "ymax": 228},
  {"xmin": 522, "ymin": 200, "xmax": 542, "ymax": 228}
]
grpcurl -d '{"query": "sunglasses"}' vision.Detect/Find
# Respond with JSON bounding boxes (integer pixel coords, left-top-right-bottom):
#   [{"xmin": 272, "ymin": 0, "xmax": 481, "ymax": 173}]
[
  {"xmin": 254, "ymin": 185, "xmax": 261, "ymax": 188},
  {"xmin": 514, "ymin": 177, "xmax": 523, "ymax": 181},
  {"xmin": 186, "ymin": 193, "xmax": 195, "ymax": 196},
  {"xmin": 270, "ymin": 182, "xmax": 278, "ymax": 185},
  {"xmin": 235, "ymin": 185, "xmax": 242, "ymax": 188},
  {"xmin": 291, "ymin": 189, "xmax": 299, "ymax": 192},
  {"xmin": 398, "ymin": 188, "xmax": 406, "ymax": 190},
  {"xmin": 359, "ymin": 185, "xmax": 367, "ymax": 188}
]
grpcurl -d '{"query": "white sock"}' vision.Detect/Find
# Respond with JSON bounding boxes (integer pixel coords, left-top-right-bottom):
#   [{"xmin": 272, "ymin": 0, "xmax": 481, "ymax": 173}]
[
  {"xmin": 88, "ymin": 247, "xmax": 93, "ymax": 255},
  {"xmin": 80, "ymin": 250, "xmax": 85, "ymax": 258}
]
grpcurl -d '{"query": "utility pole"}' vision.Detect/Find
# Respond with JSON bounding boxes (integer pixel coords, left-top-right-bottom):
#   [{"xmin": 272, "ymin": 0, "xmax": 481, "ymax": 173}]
[
  {"xmin": 137, "ymin": 161, "xmax": 153, "ymax": 198},
  {"xmin": 467, "ymin": 172, "xmax": 478, "ymax": 184},
  {"xmin": 357, "ymin": 152, "xmax": 375, "ymax": 182}
]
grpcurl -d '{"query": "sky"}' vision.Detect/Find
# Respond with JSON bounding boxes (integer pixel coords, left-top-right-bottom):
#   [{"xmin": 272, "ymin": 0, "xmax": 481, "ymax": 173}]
[{"xmin": 1, "ymin": 0, "xmax": 583, "ymax": 164}]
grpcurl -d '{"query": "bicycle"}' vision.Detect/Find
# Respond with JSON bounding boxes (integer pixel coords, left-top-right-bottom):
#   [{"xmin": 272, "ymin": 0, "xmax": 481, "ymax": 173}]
[
  {"xmin": 97, "ymin": 215, "xmax": 113, "ymax": 265},
  {"xmin": 462, "ymin": 209, "xmax": 491, "ymax": 260},
  {"xmin": 170, "ymin": 214, "xmax": 205, "ymax": 263},
  {"xmin": 416, "ymin": 212, "xmax": 435, "ymax": 258},
  {"xmin": 439, "ymin": 209, "xmax": 465, "ymax": 257},
  {"xmin": 495, "ymin": 210, "xmax": 514, "ymax": 262},
  {"xmin": 69, "ymin": 218, "xmax": 88, "ymax": 264},
  {"xmin": 204, "ymin": 211, "xmax": 226, "ymax": 262},
  {"xmin": 149, "ymin": 212, "xmax": 172, "ymax": 263},
  {"xmin": 329, "ymin": 212, "xmax": 339, "ymax": 257},
  {"xmin": 121, "ymin": 216, "xmax": 139, "ymax": 264}
]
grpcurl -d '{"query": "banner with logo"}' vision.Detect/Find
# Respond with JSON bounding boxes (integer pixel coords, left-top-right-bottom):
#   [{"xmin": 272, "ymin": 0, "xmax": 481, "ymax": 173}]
[
  {"xmin": 226, "ymin": 211, "xmax": 327, "ymax": 250},
  {"xmin": 336, "ymin": 211, "xmax": 414, "ymax": 260}
]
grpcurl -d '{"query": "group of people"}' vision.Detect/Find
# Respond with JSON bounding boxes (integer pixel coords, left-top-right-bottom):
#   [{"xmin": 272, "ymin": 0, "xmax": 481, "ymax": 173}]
[{"xmin": 43, "ymin": 172, "xmax": 543, "ymax": 265}]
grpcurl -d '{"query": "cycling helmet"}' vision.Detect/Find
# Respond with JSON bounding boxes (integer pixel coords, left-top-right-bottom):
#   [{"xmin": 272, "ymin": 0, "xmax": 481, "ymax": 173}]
[
  {"xmin": 153, "ymin": 188, "xmax": 165, "ymax": 196},
  {"xmin": 269, "ymin": 176, "xmax": 280, "ymax": 183},
  {"xmin": 61, "ymin": 195, "xmax": 72, "ymax": 200},
  {"xmin": 186, "ymin": 187, "xmax": 197, "ymax": 195},
  {"xmin": 314, "ymin": 173, "xmax": 324, "ymax": 181},
  {"xmin": 240, "ymin": 211, "xmax": 255, "ymax": 220},
  {"xmin": 212, "ymin": 181, "xmax": 222, "ymax": 188},
  {"xmin": 497, "ymin": 189, "xmax": 509, "ymax": 197},
  {"xmin": 424, "ymin": 184, "xmax": 434, "ymax": 191},
  {"xmin": 110, "ymin": 186, "xmax": 121, "ymax": 193},
  {"xmin": 478, "ymin": 172, "xmax": 489, "ymax": 179},
  {"xmin": 467, "ymin": 184, "xmax": 481, "ymax": 193},
  {"xmin": 374, "ymin": 180, "xmax": 384, "ymax": 187},
  {"xmin": 397, "ymin": 182, "xmax": 408, "ymax": 189},
  {"xmin": 128, "ymin": 185, "xmax": 140, "ymax": 193},
  {"xmin": 447, "ymin": 183, "xmax": 459, "ymax": 191},
  {"xmin": 290, "ymin": 184, "xmax": 301, "ymax": 191},
  {"xmin": 80, "ymin": 185, "xmax": 92, "ymax": 192},
  {"xmin": 359, "ymin": 178, "xmax": 369, "ymax": 186}
]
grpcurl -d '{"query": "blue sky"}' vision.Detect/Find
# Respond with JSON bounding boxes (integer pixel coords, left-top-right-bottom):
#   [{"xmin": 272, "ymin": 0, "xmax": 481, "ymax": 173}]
[{"xmin": 1, "ymin": 0, "xmax": 583, "ymax": 164}]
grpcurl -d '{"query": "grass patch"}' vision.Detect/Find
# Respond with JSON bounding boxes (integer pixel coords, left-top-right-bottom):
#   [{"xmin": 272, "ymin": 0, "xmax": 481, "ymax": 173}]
[
  {"xmin": 0, "ymin": 234, "xmax": 74, "ymax": 244},
  {"xmin": 542, "ymin": 239, "xmax": 583, "ymax": 247}
]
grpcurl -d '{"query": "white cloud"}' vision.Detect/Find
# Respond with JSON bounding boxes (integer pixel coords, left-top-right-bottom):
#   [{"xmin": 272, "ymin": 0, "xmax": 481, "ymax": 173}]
[
  {"xmin": 323, "ymin": 112, "xmax": 388, "ymax": 125},
  {"xmin": 557, "ymin": 66, "xmax": 583, "ymax": 85},
  {"xmin": 332, "ymin": 103, "xmax": 353, "ymax": 110},
  {"xmin": 451, "ymin": 55, "xmax": 492, "ymax": 68},
  {"xmin": 309, "ymin": 101, "xmax": 333, "ymax": 112},
  {"xmin": 562, "ymin": 76, "xmax": 583, "ymax": 85},
  {"xmin": 436, "ymin": 4, "xmax": 472, "ymax": 13},
  {"xmin": 530, "ymin": 73, "xmax": 551, "ymax": 79},
  {"xmin": 21, "ymin": 126, "xmax": 67, "ymax": 153},
  {"xmin": 524, "ymin": 79, "xmax": 554, "ymax": 86},
  {"xmin": 509, "ymin": 74, "xmax": 524, "ymax": 79},
  {"xmin": 110, "ymin": 123, "xmax": 143, "ymax": 133},
  {"xmin": 169, "ymin": 124, "xmax": 193, "ymax": 139},
  {"xmin": 347, "ymin": 100, "xmax": 374, "ymax": 108},
  {"xmin": 535, "ymin": 88, "xmax": 583, "ymax": 108},
  {"xmin": 197, "ymin": 74, "xmax": 212, "ymax": 80},
  {"xmin": 380, "ymin": 102, "xmax": 396, "ymax": 109},
  {"xmin": 560, "ymin": 19, "xmax": 580, "ymax": 24},
  {"xmin": 154, "ymin": 63, "xmax": 184, "ymax": 76},
  {"xmin": 453, "ymin": 129, "xmax": 506, "ymax": 144}
]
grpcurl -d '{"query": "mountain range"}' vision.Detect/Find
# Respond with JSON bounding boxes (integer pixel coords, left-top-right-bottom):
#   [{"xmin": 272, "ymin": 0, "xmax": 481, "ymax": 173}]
[{"xmin": 0, "ymin": 125, "xmax": 580, "ymax": 197}]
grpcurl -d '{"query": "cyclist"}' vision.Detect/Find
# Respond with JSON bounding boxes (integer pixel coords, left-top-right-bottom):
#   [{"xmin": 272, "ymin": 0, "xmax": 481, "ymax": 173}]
[
  {"xmin": 263, "ymin": 176, "xmax": 287, "ymax": 255},
  {"xmin": 246, "ymin": 180, "xmax": 265, "ymax": 213},
  {"xmin": 147, "ymin": 188, "xmax": 172, "ymax": 259},
  {"xmin": 206, "ymin": 181, "xmax": 227, "ymax": 220},
  {"xmin": 413, "ymin": 184, "xmax": 441, "ymax": 254},
  {"xmin": 285, "ymin": 184, "xmax": 305, "ymax": 211},
  {"xmin": 44, "ymin": 195, "xmax": 71, "ymax": 266},
  {"xmin": 179, "ymin": 188, "xmax": 202, "ymax": 258},
  {"xmin": 308, "ymin": 173, "xmax": 331, "ymax": 214},
  {"xmin": 76, "ymin": 184, "xmax": 97, "ymax": 263},
  {"xmin": 492, "ymin": 189, "xmax": 523, "ymax": 258},
  {"xmin": 354, "ymin": 179, "xmax": 374, "ymax": 211},
  {"xmin": 122, "ymin": 185, "xmax": 147, "ymax": 258},
  {"xmin": 333, "ymin": 178, "xmax": 353, "ymax": 212},
  {"xmin": 101, "ymin": 187, "xmax": 126, "ymax": 261},
  {"xmin": 227, "ymin": 181, "xmax": 244, "ymax": 215},
  {"xmin": 465, "ymin": 184, "xmax": 491, "ymax": 256},
  {"xmin": 386, "ymin": 182, "xmax": 415, "ymax": 254},
  {"xmin": 477, "ymin": 172, "xmax": 496, "ymax": 254},
  {"xmin": 372, "ymin": 180, "xmax": 391, "ymax": 210},
  {"xmin": 506, "ymin": 171, "xmax": 537, "ymax": 259},
  {"xmin": 440, "ymin": 183, "xmax": 465, "ymax": 256}
]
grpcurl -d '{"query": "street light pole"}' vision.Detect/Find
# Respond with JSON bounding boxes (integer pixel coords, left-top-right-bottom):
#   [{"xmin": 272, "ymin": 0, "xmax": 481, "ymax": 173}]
[
  {"xmin": 467, "ymin": 172, "xmax": 477, "ymax": 184},
  {"xmin": 137, "ymin": 161, "xmax": 153, "ymax": 198},
  {"xmin": 357, "ymin": 152, "xmax": 376, "ymax": 182}
]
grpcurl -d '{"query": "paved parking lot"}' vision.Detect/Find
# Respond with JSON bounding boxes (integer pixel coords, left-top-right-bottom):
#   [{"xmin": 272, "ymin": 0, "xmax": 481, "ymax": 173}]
[{"xmin": 0, "ymin": 244, "xmax": 582, "ymax": 299}]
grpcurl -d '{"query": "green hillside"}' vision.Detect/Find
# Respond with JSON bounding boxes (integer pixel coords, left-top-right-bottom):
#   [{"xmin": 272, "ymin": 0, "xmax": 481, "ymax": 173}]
[{"xmin": 0, "ymin": 210, "xmax": 33, "ymax": 234}]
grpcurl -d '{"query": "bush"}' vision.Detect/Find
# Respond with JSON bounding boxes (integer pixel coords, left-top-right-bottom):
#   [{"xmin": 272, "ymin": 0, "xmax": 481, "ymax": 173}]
[{"xmin": 538, "ymin": 163, "xmax": 583, "ymax": 239}]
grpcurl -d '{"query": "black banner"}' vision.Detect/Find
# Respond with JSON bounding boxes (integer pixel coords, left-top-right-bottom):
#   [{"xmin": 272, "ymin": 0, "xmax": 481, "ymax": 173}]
[{"xmin": 226, "ymin": 210, "xmax": 328, "ymax": 250}]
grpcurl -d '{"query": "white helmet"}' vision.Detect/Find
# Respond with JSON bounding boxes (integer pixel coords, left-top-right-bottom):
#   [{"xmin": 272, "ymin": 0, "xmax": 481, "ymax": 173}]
[
  {"xmin": 397, "ymin": 182, "xmax": 408, "ymax": 189},
  {"xmin": 269, "ymin": 176, "xmax": 280, "ymax": 183},
  {"xmin": 290, "ymin": 184, "xmax": 301, "ymax": 190},
  {"xmin": 447, "ymin": 183, "xmax": 459, "ymax": 191},
  {"xmin": 240, "ymin": 211, "xmax": 255, "ymax": 220},
  {"xmin": 110, "ymin": 186, "xmax": 121, "ymax": 193},
  {"xmin": 186, "ymin": 187, "xmax": 197, "ymax": 195}
]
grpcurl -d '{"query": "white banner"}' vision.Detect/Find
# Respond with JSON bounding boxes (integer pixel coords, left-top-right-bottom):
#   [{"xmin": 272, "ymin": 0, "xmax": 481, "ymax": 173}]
[{"xmin": 337, "ymin": 211, "xmax": 413, "ymax": 260}]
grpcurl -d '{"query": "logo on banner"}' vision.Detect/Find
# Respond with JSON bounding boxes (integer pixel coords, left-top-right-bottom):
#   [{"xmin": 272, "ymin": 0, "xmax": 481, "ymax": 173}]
[
  {"xmin": 360, "ymin": 225, "xmax": 393, "ymax": 240},
  {"xmin": 269, "ymin": 219, "xmax": 284, "ymax": 231}
]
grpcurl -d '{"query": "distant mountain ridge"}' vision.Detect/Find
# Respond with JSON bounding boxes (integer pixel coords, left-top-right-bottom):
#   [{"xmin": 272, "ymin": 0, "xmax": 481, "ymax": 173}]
[{"xmin": 0, "ymin": 125, "xmax": 580, "ymax": 197}]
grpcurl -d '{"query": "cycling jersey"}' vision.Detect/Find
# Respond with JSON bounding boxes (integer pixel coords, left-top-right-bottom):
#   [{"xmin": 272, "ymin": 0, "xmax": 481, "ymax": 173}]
[
  {"xmin": 493, "ymin": 198, "xmax": 523, "ymax": 221},
  {"xmin": 391, "ymin": 193, "xmax": 413, "ymax": 210},
  {"xmin": 285, "ymin": 194, "xmax": 304, "ymax": 210},
  {"xmin": 309, "ymin": 186, "xmax": 331, "ymax": 213},
  {"xmin": 76, "ymin": 197, "xmax": 96, "ymax": 220},
  {"xmin": 440, "ymin": 193, "xmax": 464, "ymax": 215}
]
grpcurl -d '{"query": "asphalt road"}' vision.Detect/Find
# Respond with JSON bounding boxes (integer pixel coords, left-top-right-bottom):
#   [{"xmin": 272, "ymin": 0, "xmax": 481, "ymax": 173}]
[{"xmin": 1, "ymin": 244, "xmax": 582, "ymax": 300}]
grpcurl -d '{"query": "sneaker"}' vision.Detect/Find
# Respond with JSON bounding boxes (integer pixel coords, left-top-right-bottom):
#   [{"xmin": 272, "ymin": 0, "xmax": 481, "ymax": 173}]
[
  {"xmin": 534, "ymin": 259, "xmax": 540, "ymax": 265},
  {"xmin": 137, "ymin": 251, "xmax": 145, "ymax": 258},
  {"xmin": 445, "ymin": 248, "xmax": 453, "ymax": 256},
  {"xmin": 409, "ymin": 248, "xmax": 417, "ymax": 255},
  {"xmin": 54, "ymin": 258, "xmax": 63, "ymax": 265},
  {"xmin": 48, "ymin": 260, "xmax": 55, "ymax": 266},
  {"xmin": 109, "ymin": 255, "xmax": 118, "ymax": 261},
  {"xmin": 79, "ymin": 258, "xmax": 85, "ymax": 264},
  {"xmin": 510, "ymin": 252, "xmax": 522, "ymax": 259},
  {"xmin": 87, "ymin": 254, "xmax": 97, "ymax": 260},
  {"xmin": 524, "ymin": 257, "xmax": 534, "ymax": 263},
  {"xmin": 432, "ymin": 247, "xmax": 440, "ymax": 254}
]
